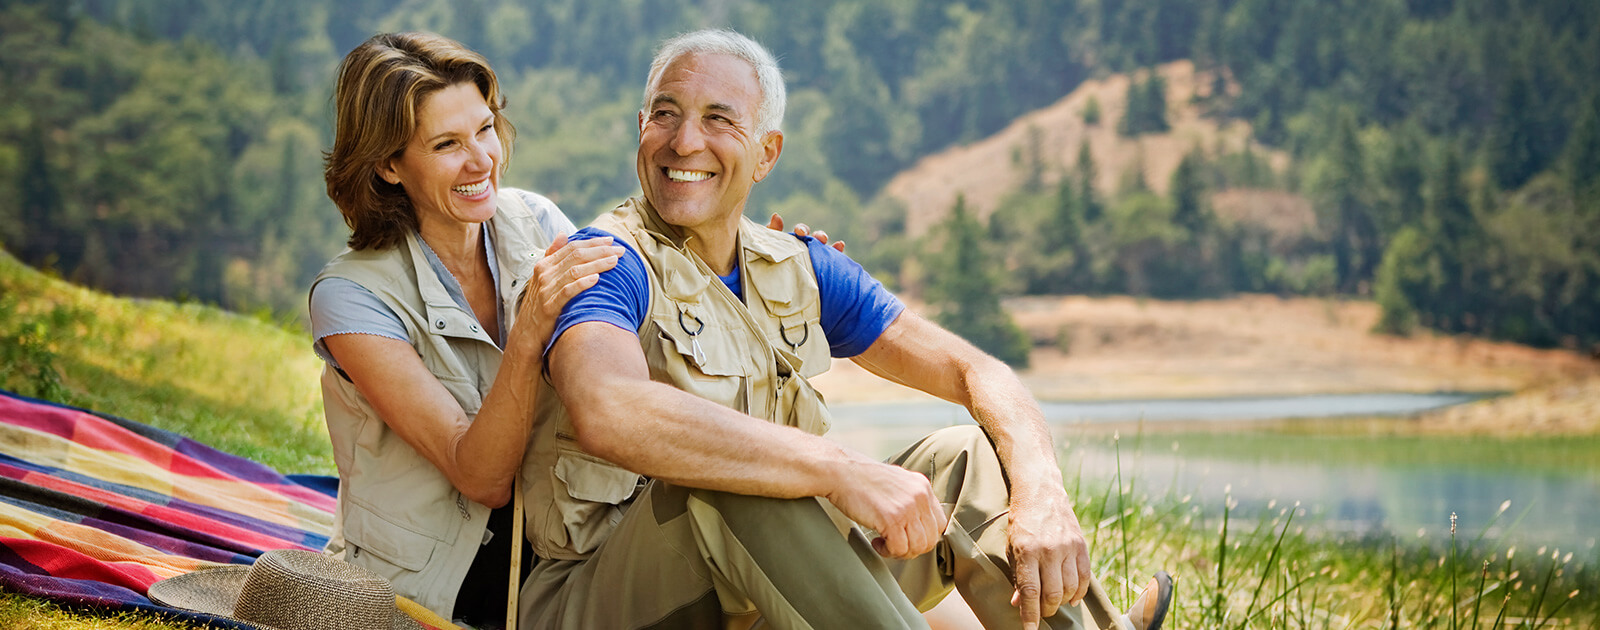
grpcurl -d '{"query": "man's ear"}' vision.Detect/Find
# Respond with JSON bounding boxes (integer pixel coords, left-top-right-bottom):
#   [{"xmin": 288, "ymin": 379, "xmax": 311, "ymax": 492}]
[
  {"xmin": 752, "ymin": 130, "xmax": 784, "ymax": 183},
  {"xmin": 637, "ymin": 110, "xmax": 647, "ymax": 137}
]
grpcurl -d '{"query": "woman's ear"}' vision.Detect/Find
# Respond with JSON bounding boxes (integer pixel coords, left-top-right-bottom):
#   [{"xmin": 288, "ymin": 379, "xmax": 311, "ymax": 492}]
[{"xmin": 377, "ymin": 158, "xmax": 402, "ymax": 186}]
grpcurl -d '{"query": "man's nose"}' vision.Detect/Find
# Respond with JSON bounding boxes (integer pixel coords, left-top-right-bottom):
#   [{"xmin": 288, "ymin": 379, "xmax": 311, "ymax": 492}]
[{"xmin": 670, "ymin": 119, "xmax": 706, "ymax": 155}]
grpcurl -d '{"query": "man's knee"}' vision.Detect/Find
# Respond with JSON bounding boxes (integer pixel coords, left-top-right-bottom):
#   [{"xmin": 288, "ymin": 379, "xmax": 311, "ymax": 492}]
[
  {"xmin": 924, "ymin": 425, "xmax": 992, "ymax": 453},
  {"xmin": 901, "ymin": 425, "xmax": 1003, "ymax": 477}
]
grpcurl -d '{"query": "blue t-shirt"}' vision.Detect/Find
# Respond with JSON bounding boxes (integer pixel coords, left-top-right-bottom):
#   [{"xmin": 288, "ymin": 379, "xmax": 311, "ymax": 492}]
[{"xmin": 550, "ymin": 227, "xmax": 904, "ymax": 358}]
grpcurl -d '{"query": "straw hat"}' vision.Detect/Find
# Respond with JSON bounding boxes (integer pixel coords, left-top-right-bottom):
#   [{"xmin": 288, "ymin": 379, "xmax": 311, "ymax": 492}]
[{"xmin": 148, "ymin": 549, "xmax": 423, "ymax": 630}]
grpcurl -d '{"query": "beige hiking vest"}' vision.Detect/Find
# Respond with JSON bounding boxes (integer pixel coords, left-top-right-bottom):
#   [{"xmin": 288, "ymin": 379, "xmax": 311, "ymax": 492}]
[
  {"xmin": 314, "ymin": 189, "xmax": 549, "ymax": 617},
  {"xmin": 522, "ymin": 197, "xmax": 834, "ymax": 561}
]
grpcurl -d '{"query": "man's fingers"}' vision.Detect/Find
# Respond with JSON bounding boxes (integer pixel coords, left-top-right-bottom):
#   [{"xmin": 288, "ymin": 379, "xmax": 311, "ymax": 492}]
[
  {"xmin": 1039, "ymin": 553, "xmax": 1066, "ymax": 617},
  {"xmin": 885, "ymin": 527, "xmax": 910, "ymax": 558},
  {"xmin": 1072, "ymin": 547, "xmax": 1091, "ymax": 605},
  {"xmin": 1013, "ymin": 555, "xmax": 1042, "ymax": 628}
]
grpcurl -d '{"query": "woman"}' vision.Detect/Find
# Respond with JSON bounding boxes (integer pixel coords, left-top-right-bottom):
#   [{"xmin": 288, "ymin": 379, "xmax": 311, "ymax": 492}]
[
  {"xmin": 313, "ymin": 32, "xmax": 832, "ymax": 628},
  {"xmin": 312, "ymin": 32, "xmax": 622, "ymax": 627}
]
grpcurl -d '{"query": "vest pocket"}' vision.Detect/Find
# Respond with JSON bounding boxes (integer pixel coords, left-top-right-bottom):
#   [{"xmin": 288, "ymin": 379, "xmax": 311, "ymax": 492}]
[
  {"xmin": 552, "ymin": 452, "xmax": 640, "ymax": 556},
  {"xmin": 648, "ymin": 315, "xmax": 750, "ymax": 412},
  {"xmin": 343, "ymin": 499, "xmax": 439, "ymax": 573}
]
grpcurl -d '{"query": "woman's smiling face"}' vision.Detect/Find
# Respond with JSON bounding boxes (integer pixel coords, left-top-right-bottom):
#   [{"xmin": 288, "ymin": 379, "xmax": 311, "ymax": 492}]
[{"xmin": 379, "ymin": 82, "xmax": 502, "ymax": 230}]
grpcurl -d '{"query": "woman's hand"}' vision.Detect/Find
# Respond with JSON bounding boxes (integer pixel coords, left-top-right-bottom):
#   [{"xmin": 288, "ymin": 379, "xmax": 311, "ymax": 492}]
[
  {"xmin": 516, "ymin": 234, "xmax": 625, "ymax": 351},
  {"xmin": 767, "ymin": 213, "xmax": 845, "ymax": 252}
]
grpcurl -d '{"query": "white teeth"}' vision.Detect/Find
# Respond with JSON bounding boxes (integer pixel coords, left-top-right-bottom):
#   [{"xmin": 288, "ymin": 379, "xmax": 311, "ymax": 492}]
[
  {"xmin": 667, "ymin": 168, "xmax": 712, "ymax": 183},
  {"xmin": 453, "ymin": 180, "xmax": 489, "ymax": 196}
]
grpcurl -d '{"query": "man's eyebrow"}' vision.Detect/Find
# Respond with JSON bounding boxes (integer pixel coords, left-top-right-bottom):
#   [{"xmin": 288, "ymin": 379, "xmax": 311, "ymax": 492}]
[{"xmin": 649, "ymin": 94, "xmax": 680, "ymax": 109}]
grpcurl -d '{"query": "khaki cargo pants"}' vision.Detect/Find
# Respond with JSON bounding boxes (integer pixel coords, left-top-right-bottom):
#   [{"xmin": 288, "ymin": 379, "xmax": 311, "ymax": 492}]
[{"xmin": 518, "ymin": 426, "xmax": 1128, "ymax": 629}]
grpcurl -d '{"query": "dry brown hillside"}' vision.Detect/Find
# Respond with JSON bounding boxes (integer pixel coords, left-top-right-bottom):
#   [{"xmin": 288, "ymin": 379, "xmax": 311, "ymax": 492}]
[{"xmin": 882, "ymin": 60, "xmax": 1300, "ymax": 240}]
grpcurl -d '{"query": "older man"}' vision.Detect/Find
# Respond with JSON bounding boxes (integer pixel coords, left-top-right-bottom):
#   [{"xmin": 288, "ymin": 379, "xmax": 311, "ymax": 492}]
[{"xmin": 518, "ymin": 29, "xmax": 1172, "ymax": 630}]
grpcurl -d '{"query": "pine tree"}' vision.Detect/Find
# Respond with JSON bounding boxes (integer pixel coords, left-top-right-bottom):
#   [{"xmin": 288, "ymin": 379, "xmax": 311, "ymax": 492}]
[
  {"xmin": 1564, "ymin": 90, "xmax": 1600, "ymax": 208},
  {"xmin": 1076, "ymin": 139, "xmax": 1103, "ymax": 222},
  {"xmin": 1170, "ymin": 150, "xmax": 1209, "ymax": 237},
  {"xmin": 924, "ymin": 196, "xmax": 1032, "ymax": 367}
]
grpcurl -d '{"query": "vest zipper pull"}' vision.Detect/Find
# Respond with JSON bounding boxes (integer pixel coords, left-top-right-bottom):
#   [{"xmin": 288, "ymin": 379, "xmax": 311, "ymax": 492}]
[{"xmin": 456, "ymin": 494, "xmax": 470, "ymax": 519}]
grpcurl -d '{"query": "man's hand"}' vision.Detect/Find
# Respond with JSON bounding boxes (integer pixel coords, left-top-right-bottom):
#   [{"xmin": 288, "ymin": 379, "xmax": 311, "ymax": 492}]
[
  {"xmin": 824, "ymin": 458, "xmax": 947, "ymax": 559},
  {"xmin": 766, "ymin": 213, "xmax": 845, "ymax": 252},
  {"xmin": 1006, "ymin": 486, "xmax": 1091, "ymax": 630}
]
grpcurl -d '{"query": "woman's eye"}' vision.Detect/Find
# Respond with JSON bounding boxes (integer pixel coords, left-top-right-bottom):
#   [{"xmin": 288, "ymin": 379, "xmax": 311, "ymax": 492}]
[
  {"xmin": 434, "ymin": 140, "xmax": 456, "ymax": 150},
  {"xmin": 479, "ymin": 124, "xmax": 494, "ymax": 134}
]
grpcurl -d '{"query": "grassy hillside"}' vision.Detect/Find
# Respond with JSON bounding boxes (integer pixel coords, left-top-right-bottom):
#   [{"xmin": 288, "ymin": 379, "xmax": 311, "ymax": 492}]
[
  {"xmin": 0, "ymin": 248, "xmax": 330, "ymax": 627},
  {"xmin": 0, "ymin": 248, "xmax": 331, "ymax": 475}
]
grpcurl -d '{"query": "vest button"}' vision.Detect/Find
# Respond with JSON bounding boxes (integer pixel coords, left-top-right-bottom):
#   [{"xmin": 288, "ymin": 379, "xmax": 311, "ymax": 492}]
[{"xmin": 435, "ymin": 319, "xmax": 446, "ymax": 330}]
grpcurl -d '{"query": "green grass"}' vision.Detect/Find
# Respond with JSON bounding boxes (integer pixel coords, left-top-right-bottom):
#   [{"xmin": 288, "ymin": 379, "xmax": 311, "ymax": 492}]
[
  {"xmin": 1071, "ymin": 431, "xmax": 1599, "ymax": 629},
  {"xmin": 1, "ymin": 249, "xmax": 331, "ymax": 628},
  {"xmin": 3, "ymin": 248, "xmax": 1596, "ymax": 628},
  {"xmin": 0, "ymin": 249, "xmax": 332, "ymax": 475}
]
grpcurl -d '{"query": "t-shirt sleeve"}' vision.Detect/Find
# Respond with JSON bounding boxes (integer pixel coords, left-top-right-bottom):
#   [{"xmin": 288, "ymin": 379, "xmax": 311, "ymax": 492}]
[
  {"xmin": 547, "ymin": 227, "xmax": 650, "ymax": 353},
  {"xmin": 807, "ymin": 237, "xmax": 906, "ymax": 358},
  {"xmin": 308, "ymin": 277, "xmax": 410, "ymax": 369}
]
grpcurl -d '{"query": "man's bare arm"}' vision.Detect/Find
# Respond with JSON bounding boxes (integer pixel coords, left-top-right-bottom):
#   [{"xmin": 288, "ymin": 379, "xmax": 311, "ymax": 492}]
[
  {"xmin": 548, "ymin": 321, "xmax": 947, "ymax": 557},
  {"xmin": 851, "ymin": 310, "xmax": 1088, "ymax": 629}
]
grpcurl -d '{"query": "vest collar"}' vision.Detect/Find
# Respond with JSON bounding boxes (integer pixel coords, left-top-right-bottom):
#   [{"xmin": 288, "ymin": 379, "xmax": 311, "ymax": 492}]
[
  {"xmin": 402, "ymin": 228, "xmax": 496, "ymax": 344},
  {"xmin": 629, "ymin": 196, "xmax": 804, "ymax": 266}
]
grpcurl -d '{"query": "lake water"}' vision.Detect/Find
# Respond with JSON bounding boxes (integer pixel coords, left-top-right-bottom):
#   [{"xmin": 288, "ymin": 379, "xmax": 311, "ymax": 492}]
[{"xmin": 827, "ymin": 393, "xmax": 1600, "ymax": 554}]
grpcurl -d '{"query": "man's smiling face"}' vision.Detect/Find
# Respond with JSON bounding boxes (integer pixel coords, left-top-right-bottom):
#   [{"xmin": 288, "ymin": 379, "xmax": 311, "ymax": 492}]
[{"xmin": 636, "ymin": 51, "xmax": 782, "ymax": 236}]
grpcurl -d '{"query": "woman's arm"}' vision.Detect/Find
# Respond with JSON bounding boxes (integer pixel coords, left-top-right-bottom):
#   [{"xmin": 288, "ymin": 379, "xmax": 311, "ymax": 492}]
[{"xmin": 324, "ymin": 235, "xmax": 623, "ymax": 507}]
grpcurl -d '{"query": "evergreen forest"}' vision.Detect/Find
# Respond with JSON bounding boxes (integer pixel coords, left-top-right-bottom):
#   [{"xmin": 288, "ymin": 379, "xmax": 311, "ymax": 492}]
[{"xmin": 1, "ymin": 0, "xmax": 1596, "ymax": 357}]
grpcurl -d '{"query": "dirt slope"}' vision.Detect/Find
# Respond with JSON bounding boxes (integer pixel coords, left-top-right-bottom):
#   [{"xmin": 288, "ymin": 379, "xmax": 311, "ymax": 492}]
[{"xmin": 881, "ymin": 60, "xmax": 1294, "ymax": 238}]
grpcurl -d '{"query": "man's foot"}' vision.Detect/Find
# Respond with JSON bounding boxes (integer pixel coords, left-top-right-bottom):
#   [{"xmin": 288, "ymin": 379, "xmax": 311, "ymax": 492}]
[{"xmin": 1123, "ymin": 571, "xmax": 1173, "ymax": 630}]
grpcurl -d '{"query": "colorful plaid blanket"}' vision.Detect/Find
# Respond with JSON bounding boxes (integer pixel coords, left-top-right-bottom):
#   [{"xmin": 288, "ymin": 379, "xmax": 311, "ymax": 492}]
[{"xmin": 0, "ymin": 388, "xmax": 337, "ymax": 627}]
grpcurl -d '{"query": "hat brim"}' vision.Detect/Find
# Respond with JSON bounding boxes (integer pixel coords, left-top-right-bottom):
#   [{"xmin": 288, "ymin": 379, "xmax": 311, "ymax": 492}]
[{"xmin": 148, "ymin": 564, "xmax": 422, "ymax": 630}]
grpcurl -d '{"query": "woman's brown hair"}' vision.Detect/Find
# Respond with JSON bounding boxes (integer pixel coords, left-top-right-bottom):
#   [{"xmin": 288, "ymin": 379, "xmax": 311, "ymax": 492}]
[{"xmin": 324, "ymin": 32, "xmax": 515, "ymax": 251}]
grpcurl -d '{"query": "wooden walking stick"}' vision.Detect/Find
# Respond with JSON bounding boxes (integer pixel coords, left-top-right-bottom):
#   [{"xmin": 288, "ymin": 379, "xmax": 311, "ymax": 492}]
[{"xmin": 506, "ymin": 475, "xmax": 524, "ymax": 630}]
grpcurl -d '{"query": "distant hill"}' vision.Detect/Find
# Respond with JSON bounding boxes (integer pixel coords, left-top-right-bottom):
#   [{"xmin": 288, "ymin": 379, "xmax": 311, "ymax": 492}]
[{"xmin": 881, "ymin": 60, "xmax": 1306, "ymax": 241}]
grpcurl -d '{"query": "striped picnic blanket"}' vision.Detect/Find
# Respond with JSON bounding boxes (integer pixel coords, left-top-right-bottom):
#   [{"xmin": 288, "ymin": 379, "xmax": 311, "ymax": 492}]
[{"xmin": 0, "ymin": 388, "xmax": 338, "ymax": 626}]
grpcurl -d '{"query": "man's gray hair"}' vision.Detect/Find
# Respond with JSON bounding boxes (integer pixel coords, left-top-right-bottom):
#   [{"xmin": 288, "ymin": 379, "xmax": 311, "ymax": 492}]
[{"xmin": 644, "ymin": 29, "xmax": 786, "ymax": 136}]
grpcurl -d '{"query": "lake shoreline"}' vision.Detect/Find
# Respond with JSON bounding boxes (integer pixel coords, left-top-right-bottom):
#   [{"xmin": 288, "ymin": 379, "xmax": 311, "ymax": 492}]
[{"xmin": 812, "ymin": 294, "xmax": 1600, "ymax": 436}]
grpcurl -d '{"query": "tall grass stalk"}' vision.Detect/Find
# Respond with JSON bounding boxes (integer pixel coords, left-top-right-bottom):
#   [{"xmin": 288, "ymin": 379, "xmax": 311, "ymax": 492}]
[
  {"xmin": 1471, "ymin": 560, "xmax": 1488, "ymax": 630},
  {"xmin": 1114, "ymin": 431, "xmax": 1132, "ymax": 605},
  {"xmin": 1243, "ymin": 501, "xmax": 1298, "ymax": 622},
  {"xmin": 1214, "ymin": 484, "xmax": 1232, "ymax": 628},
  {"xmin": 1526, "ymin": 548, "xmax": 1562, "ymax": 627},
  {"xmin": 1389, "ymin": 536, "xmax": 1401, "ymax": 630},
  {"xmin": 1450, "ymin": 512, "xmax": 1458, "ymax": 630}
]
